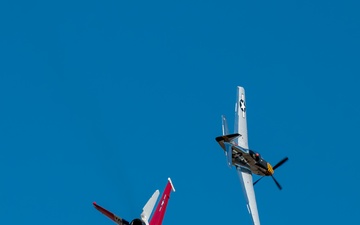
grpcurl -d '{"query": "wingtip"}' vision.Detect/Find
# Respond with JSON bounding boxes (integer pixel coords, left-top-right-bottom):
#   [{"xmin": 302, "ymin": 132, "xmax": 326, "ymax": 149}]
[{"xmin": 237, "ymin": 85, "xmax": 244, "ymax": 90}]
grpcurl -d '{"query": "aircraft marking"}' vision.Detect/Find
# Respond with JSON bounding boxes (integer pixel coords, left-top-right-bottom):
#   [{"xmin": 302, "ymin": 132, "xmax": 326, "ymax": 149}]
[
  {"xmin": 159, "ymin": 194, "xmax": 166, "ymax": 211},
  {"xmin": 240, "ymin": 94, "xmax": 246, "ymax": 118}
]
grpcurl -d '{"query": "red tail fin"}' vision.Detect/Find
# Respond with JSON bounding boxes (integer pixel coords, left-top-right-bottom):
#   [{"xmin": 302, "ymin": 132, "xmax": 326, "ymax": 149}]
[{"xmin": 149, "ymin": 178, "xmax": 175, "ymax": 225}]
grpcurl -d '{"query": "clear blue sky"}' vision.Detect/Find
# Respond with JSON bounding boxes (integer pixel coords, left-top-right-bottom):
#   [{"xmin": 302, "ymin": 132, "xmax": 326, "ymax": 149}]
[{"xmin": 1, "ymin": 0, "xmax": 359, "ymax": 225}]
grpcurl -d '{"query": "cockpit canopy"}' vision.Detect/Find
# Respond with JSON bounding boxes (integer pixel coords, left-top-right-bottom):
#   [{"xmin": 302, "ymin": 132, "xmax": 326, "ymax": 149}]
[{"xmin": 249, "ymin": 150, "xmax": 261, "ymax": 161}]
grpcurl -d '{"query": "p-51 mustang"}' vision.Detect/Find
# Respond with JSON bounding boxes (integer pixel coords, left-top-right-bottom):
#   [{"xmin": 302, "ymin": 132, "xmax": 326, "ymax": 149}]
[
  {"xmin": 93, "ymin": 178, "xmax": 175, "ymax": 225},
  {"xmin": 215, "ymin": 86, "xmax": 288, "ymax": 225}
]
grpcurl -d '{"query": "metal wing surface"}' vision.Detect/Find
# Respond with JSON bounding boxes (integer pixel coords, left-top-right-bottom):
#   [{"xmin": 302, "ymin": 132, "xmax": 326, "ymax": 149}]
[
  {"xmin": 236, "ymin": 166, "xmax": 260, "ymax": 225},
  {"xmin": 234, "ymin": 86, "xmax": 260, "ymax": 225},
  {"xmin": 234, "ymin": 86, "xmax": 248, "ymax": 149}
]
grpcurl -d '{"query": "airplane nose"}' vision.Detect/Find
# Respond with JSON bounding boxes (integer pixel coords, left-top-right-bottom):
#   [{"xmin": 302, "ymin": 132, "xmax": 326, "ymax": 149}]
[{"xmin": 267, "ymin": 163, "xmax": 274, "ymax": 175}]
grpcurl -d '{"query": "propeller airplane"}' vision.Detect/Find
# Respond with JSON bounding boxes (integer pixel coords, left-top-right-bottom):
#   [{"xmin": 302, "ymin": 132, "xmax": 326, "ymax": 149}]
[{"xmin": 215, "ymin": 86, "xmax": 288, "ymax": 225}]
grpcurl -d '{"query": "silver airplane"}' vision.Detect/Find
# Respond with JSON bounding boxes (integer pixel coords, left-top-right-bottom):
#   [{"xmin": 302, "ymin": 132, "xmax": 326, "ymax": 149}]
[{"xmin": 215, "ymin": 86, "xmax": 288, "ymax": 225}]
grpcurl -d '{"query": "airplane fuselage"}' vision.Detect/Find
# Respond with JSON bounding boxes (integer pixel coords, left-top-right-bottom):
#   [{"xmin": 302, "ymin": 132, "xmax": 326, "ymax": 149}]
[{"xmin": 231, "ymin": 146, "xmax": 274, "ymax": 176}]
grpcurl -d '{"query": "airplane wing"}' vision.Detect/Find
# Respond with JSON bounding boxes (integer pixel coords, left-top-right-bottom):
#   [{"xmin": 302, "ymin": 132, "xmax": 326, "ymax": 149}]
[
  {"xmin": 236, "ymin": 166, "xmax": 260, "ymax": 225},
  {"xmin": 234, "ymin": 86, "xmax": 260, "ymax": 225},
  {"xmin": 234, "ymin": 86, "xmax": 249, "ymax": 149},
  {"xmin": 93, "ymin": 202, "xmax": 130, "ymax": 225}
]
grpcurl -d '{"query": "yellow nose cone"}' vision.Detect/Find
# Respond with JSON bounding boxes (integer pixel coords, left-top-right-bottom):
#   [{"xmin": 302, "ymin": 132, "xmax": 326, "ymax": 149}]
[{"xmin": 267, "ymin": 163, "xmax": 274, "ymax": 175}]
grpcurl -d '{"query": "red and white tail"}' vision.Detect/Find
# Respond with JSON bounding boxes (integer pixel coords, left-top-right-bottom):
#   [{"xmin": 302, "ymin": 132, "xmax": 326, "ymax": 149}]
[{"xmin": 149, "ymin": 178, "xmax": 176, "ymax": 225}]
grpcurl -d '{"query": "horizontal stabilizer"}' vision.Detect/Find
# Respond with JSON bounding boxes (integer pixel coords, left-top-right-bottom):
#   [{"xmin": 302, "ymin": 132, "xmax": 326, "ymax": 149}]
[
  {"xmin": 93, "ymin": 202, "xmax": 129, "ymax": 225},
  {"xmin": 215, "ymin": 133, "xmax": 240, "ymax": 143},
  {"xmin": 168, "ymin": 177, "xmax": 176, "ymax": 192},
  {"xmin": 215, "ymin": 133, "xmax": 241, "ymax": 151}
]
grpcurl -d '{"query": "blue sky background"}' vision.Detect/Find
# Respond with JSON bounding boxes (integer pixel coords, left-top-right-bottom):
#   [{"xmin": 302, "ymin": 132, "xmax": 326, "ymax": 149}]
[{"xmin": 1, "ymin": 0, "xmax": 359, "ymax": 225}]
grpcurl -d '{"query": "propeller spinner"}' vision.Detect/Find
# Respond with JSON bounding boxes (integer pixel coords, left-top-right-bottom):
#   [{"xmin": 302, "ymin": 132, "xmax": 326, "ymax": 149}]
[{"xmin": 253, "ymin": 157, "xmax": 288, "ymax": 190}]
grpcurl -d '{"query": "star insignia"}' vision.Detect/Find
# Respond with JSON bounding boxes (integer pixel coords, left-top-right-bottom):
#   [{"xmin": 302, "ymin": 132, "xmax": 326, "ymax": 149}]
[{"xmin": 240, "ymin": 94, "xmax": 246, "ymax": 117}]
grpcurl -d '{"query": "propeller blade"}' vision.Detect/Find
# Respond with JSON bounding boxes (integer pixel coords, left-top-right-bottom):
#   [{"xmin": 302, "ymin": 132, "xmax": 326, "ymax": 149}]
[
  {"xmin": 271, "ymin": 175, "xmax": 282, "ymax": 190},
  {"xmin": 253, "ymin": 176, "xmax": 264, "ymax": 186},
  {"xmin": 273, "ymin": 157, "xmax": 289, "ymax": 170}
]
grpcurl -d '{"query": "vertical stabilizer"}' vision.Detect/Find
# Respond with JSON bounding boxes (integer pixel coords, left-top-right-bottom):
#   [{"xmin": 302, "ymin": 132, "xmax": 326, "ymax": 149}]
[
  {"xmin": 224, "ymin": 142, "xmax": 233, "ymax": 168},
  {"xmin": 222, "ymin": 115, "xmax": 229, "ymax": 135},
  {"xmin": 234, "ymin": 86, "xmax": 249, "ymax": 149},
  {"xmin": 222, "ymin": 115, "xmax": 233, "ymax": 167},
  {"xmin": 141, "ymin": 190, "xmax": 160, "ymax": 225},
  {"xmin": 149, "ymin": 178, "xmax": 175, "ymax": 225}
]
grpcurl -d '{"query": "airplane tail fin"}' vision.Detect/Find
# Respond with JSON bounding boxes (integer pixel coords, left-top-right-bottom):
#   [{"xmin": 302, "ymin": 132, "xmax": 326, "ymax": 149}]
[
  {"xmin": 149, "ymin": 178, "xmax": 175, "ymax": 225},
  {"xmin": 221, "ymin": 115, "xmax": 230, "ymax": 135},
  {"xmin": 217, "ymin": 115, "xmax": 241, "ymax": 168},
  {"xmin": 224, "ymin": 142, "xmax": 233, "ymax": 168},
  {"xmin": 141, "ymin": 190, "xmax": 160, "ymax": 225}
]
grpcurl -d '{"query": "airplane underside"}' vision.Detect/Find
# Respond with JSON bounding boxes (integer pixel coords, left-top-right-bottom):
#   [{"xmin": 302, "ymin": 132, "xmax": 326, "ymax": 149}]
[{"xmin": 232, "ymin": 153, "xmax": 268, "ymax": 176}]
